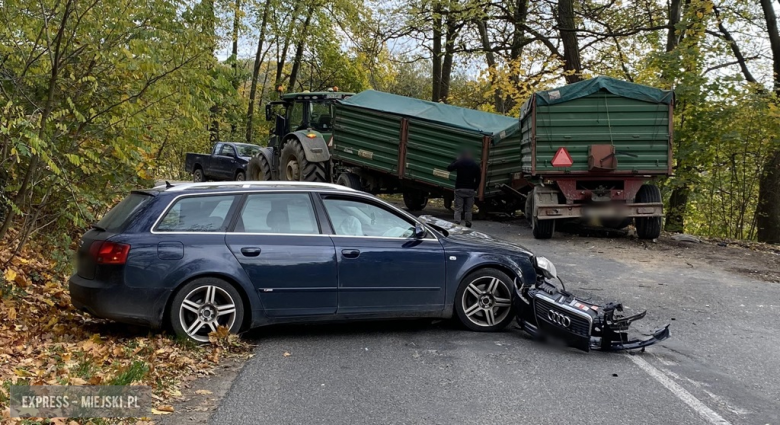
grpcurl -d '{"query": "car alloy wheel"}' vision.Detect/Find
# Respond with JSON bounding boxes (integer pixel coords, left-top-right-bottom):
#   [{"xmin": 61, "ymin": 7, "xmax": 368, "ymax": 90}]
[
  {"xmin": 178, "ymin": 285, "xmax": 237, "ymax": 342},
  {"xmin": 460, "ymin": 275, "xmax": 512, "ymax": 328}
]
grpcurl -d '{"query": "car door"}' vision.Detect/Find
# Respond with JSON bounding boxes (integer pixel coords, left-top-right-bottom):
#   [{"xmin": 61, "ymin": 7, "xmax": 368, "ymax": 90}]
[
  {"xmin": 225, "ymin": 192, "xmax": 338, "ymax": 317},
  {"xmin": 318, "ymin": 194, "xmax": 446, "ymax": 314},
  {"xmin": 215, "ymin": 144, "xmax": 238, "ymax": 180}
]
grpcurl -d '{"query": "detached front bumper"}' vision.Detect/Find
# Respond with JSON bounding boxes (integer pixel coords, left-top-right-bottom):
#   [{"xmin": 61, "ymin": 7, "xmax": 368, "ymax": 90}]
[{"xmin": 514, "ymin": 279, "xmax": 670, "ymax": 352}]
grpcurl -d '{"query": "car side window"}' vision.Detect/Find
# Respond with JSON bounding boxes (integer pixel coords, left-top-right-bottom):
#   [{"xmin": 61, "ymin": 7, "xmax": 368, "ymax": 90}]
[
  {"xmin": 234, "ymin": 193, "xmax": 319, "ymax": 235},
  {"xmin": 218, "ymin": 144, "xmax": 236, "ymax": 157},
  {"xmin": 156, "ymin": 195, "xmax": 238, "ymax": 232},
  {"xmin": 323, "ymin": 198, "xmax": 416, "ymax": 238}
]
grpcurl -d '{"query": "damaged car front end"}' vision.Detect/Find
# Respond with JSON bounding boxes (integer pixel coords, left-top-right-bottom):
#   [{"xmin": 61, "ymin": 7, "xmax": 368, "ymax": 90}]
[{"xmin": 514, "ymin": 256, "xmax": 670, "ymax": 352}]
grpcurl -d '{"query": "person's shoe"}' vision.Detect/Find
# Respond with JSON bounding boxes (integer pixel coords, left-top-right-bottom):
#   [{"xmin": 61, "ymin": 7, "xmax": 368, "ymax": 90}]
[{"xmin": 465, "ymin": 221, "xmax": 472, "ymax": 228}]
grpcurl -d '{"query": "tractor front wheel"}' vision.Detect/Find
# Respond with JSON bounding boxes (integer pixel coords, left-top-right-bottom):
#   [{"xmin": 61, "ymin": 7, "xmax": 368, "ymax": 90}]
[{"xmin": 280, "ymin": 140, "xmax": 327, "ymax": 182}]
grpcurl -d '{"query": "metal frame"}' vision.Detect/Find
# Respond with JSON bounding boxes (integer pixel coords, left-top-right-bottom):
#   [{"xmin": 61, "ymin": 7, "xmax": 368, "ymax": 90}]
[
  {"xmin": 398, "ymin": 118, "xmax": 409, "ymax": 179},
  {"xmin": 478, "ymin": 135, "xmax": 490, "ymax": 201},
  {"xmin": 158, "ymin": 181, "xmax": 356, "ymax": 192}
]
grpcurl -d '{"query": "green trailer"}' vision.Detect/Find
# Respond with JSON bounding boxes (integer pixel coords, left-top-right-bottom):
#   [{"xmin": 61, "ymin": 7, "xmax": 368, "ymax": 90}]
[
  {"xmin": 330, "ymin": 90, "xmax": 525, "ymax": 212},
  {"xmin": 519, "ymin": 76, "xmax": 674, "ymax": 239}
]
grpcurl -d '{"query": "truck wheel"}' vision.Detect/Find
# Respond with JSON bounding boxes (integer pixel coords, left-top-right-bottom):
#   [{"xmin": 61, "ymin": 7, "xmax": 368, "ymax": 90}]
[
  {"xmin": 235, "ymin": 171, "xmax": 246, "ymax": 181},
  {"xmin": 403, "ymin": 190, "xmax": 428, "ymax": 211},
  {"xmin": 193, "ymin": 168, "xmax": 204, "ymax": 182},
  {"xmin": 601, "ymin": 218, "xmax": 632, "ymax": 229},
  {"xmin": 247, "ymin": 155, "xmax": 272, "ymax": 181},
  {"xmin": 635, "ymin": 184, "xmax": 662, "ymax": 239},
  {"xmin": 336, "ymin": 172, "xmax": 362, "ymax": 190},
  {"xmin": 280, "ymin": 140, "xmax": 327, "ymax": 182},
  {"xmin": 525, "ymin": 189, "xmax": 554, "ymax": 239}
]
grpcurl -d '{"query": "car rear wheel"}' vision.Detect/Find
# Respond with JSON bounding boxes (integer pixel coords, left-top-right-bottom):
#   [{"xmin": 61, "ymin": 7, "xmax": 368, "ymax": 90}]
[
  {"xmin": 455, "ymin": 269, "xmax": 515, "ymax": 332},
  {"xmin": 235, "ymin": 171, "xmax": 246, "ymax": 181},
  {"xmin": 193, "ymin": 168, "xmax": 204, "ymax": 182},
  {"xmin": 170, "ymin": 278, "xmax": 244, "ymax": 343}
]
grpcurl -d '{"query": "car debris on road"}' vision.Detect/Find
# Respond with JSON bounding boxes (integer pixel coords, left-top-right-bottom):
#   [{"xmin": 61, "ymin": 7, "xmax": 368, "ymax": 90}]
[{"xmin": 514, "ymin": 256, "xmax": 671, "ymax": 352}]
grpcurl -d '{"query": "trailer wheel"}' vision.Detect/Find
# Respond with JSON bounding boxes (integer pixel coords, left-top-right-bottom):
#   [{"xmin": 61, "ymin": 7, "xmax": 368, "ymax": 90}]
[
  {"xmin": 635, "ymin": 184, "xmax": 662, "ymax": 239},
  {"xmin": 280, "ymin": 139, "xmax": 327, "ymax": 182},
  {"xmin": 336, "ymin": 172, "xmax": 362, "ymax": 190},
  {"xmin": 403, "ymin": 190, "xmax": 428, "ymax": 211},
  {"xmin": 525, "ymin": 190, "xmax": 555, "ymax": 239},
  {"xmin": 247, "ymin": 154, "xmax": 272, "ymax": 181}
]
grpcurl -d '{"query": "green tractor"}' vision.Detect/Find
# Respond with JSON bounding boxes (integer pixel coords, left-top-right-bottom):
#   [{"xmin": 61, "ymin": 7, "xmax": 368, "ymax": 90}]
[{"xmin": 247, "ymin": 89, "xmax": 353, "ymax": 182}]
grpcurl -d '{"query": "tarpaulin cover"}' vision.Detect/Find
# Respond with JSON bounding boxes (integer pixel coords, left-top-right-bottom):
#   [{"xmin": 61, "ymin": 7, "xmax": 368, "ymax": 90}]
[
  {"xmin": 520, "ymin": 76, "xmax": 674, "ymax": 120},
  {"xmin": 339, "ymin": 90, "xmax": 520, "ymax": 142}
]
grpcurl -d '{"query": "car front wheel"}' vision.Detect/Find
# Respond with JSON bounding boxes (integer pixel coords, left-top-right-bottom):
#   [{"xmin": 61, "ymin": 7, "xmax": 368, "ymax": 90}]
[
  {"xmin": 170, "ymin": 278, "xmax": 244, "ymax": 343},
  {"xmin": 455, "ymin": 269, "xmax": 515, "ymax": 332}
]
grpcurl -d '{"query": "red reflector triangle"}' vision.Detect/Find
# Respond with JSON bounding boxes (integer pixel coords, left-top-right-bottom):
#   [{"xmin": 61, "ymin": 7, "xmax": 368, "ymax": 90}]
[{"xmin": 551, "ymin": 147, "xmax": 574, "ymax": 167}]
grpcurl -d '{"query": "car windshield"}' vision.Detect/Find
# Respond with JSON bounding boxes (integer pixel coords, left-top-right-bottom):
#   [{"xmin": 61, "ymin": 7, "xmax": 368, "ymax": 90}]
[{"xmin": 235, "ymin": 144, "xmax": 260, "ymax": 157}]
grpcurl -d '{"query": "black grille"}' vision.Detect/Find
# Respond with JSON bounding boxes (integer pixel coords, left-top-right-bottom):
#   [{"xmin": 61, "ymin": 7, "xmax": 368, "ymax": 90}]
[{"xmin": 535, "ymin": 298, "xmax": 591, "ymax": 337}]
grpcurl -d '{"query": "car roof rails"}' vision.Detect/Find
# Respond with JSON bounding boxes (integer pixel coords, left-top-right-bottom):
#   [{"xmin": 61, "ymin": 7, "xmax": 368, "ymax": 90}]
[{"xmin": 160, "ymin": 181, "xmax": 356, "ymax": 192}]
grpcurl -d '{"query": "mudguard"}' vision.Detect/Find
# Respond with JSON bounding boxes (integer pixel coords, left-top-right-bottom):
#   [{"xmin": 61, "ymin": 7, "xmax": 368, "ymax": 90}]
[
  {"xmin": 287, "ymin": 130, "xmax": 331, "ymax": 163},
  {"xmin": 257, "ymin": 146, "xmax": 274, "ymax": 167}
]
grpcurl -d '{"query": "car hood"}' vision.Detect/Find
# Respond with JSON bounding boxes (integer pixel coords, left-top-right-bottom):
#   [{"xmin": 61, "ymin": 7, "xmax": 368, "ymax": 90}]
[{"xmin": 418, "ymin": 215, "xmax": 534, "ymax": 257}]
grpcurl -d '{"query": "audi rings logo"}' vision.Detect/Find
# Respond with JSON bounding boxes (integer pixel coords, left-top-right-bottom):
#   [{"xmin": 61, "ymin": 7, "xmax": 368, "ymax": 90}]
[{"xmin": 547, "ymin": 310, "xmax": 571, "ymax": 327}]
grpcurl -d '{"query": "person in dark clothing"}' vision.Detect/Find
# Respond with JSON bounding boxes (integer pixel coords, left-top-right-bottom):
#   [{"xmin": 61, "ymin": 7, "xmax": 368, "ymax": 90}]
[{"xmin": 447, "ymin": 151, "xmax": 481, "ymax": 227}]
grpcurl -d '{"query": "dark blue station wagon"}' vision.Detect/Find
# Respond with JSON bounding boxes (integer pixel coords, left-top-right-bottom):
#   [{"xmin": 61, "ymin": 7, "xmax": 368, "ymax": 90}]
[{"xmin": 69, "ymin": 182, "xmax": 547, "ymax": 342}]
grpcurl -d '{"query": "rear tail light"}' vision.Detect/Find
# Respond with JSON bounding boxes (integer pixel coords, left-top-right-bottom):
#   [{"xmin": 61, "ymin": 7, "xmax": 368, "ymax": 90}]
[{"xmin": 90, "ymin": 241, "xmax": 130, "ymax": 265}]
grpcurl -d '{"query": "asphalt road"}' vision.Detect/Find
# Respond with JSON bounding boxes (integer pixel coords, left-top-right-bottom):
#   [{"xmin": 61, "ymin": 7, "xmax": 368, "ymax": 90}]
[{"xmin": 211, "ymin": 213, "xmax": 780, "ymax": 425}]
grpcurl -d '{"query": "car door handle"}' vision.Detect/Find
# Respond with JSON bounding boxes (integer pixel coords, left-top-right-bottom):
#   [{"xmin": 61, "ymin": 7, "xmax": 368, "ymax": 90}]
[
  {"xmin": 240, "ymin": 247, "xmax": 262, "ymax": 257},
  {"xmin": 341, "ymin": 249, "xmax": 360, "ymax": 259}
]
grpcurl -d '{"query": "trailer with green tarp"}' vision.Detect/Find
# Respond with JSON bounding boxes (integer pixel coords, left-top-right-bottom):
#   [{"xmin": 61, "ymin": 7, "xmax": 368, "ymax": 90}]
[
  {"xmin": 330, "ymin": 90, "xmax": 526, "ymax": 213},
  {"xmin": 518, "ymin": 76, "xmax": 674, "ymax": 239}
]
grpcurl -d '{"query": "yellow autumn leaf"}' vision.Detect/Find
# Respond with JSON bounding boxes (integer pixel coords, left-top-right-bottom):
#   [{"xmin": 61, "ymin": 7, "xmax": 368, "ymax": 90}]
[{"xmin": 4, "ymin": 268, "xmax": 17, "ymax": 283}]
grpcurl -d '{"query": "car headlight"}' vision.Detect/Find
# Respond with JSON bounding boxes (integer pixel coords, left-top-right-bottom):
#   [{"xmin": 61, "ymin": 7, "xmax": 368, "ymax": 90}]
[{"xmin": 533, "ymin": 256, "xmax": 557, "ymax": 280}]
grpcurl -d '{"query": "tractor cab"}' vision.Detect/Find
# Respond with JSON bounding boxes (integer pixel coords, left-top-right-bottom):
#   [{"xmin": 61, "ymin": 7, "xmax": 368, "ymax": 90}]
[{"xmin": 265, "ymin": 89, "xmax": 353, "ymax": 148}]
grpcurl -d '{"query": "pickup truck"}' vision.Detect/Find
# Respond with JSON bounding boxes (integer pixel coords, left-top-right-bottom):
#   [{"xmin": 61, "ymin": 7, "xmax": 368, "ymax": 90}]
[{"xmin": 184, "ymin": 142, "xmax": 261, "ymax": 182}]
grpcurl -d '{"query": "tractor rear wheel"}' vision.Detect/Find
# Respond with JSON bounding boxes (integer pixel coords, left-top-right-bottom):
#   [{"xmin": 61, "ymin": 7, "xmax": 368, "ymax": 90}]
[
  {"xmin": 635, "ymin": 184, "xmax": 662, "ymax": 239},
  {"xmin": 280, "ymin": 140, "xmax": 327, "ymax": 182},
  {"xmin": 247, "ymin": 154, "xmax": 272, "ymax": 181}
]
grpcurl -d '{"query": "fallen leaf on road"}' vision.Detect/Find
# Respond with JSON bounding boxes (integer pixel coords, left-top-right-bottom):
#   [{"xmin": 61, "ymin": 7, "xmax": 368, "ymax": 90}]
[
  {"xmin": 152, "ymin": 405, "xmax": 175, "ymax": 414},
  {"xmin": 195, "ymin": 389, "xmax": 213, "ymax": 395},
  {"xmin": 283, "ymin": 352, "xmax": 291, "ymax": 357}
]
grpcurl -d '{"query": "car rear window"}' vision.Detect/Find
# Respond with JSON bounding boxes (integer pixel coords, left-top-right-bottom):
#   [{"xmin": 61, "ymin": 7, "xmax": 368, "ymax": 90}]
[
  {"xmin": 96, "ymin": 192, "xmax": 153, "ymax": 232},
  {"xmin": 156, "ymin": 195, "xmax": 239, "ymax": 232}
]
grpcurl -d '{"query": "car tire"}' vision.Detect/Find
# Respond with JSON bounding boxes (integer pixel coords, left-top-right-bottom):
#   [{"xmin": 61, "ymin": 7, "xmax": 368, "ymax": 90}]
[
  {"xmin": 455, "ymin": 269, "xmax": 515, "ymax": 332},
  {"xmin": 403, "ymin": 190, "xmax": 428, "ymax": 211},
  {"xmin": 235, "ymin": 170, "xmax": 246, "ymax": 181},
  {"xmin": 193, "ymin": 168, "xmax": 204, "ymax": 182},
  {"xmin": 170, "ymin": 278, "xmax": 245, "ymax": 343},
  {"xmin": 635, "ymin": 184, "xmax": 662, "ymax": 239},
  {"xmin": 336, "ymin": 172, "xmax": 362, "ymax": 190},
  {"xmin": 280, "ymin": 139, "xmax": 327, "ymax": 182},
  {"xmin": 247, "ymin": 154, "xmax": 272, "ymax": 181}
]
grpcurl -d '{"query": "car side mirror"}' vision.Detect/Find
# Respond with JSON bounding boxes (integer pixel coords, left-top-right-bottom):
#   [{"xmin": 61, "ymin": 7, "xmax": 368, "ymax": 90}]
[{"xmin": 413, "ymin": 223, "xmax": 426, "ymax": 239}]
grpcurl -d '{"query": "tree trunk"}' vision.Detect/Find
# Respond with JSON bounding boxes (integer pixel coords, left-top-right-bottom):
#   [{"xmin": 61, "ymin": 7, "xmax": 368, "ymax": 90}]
[
  {"xmin": 288, "ymin": 7, "xmax": 314, "ymax": 91},
  {"xmin": 274, "ymin": 1, "xmax": 303, "ymax": 94},
  {"xmin": 431, "ymin": 1, "xmax": 443, "ymax": 102},
  {"xmin": 230, "ymin": 0, "xmax": 241, "ymax": 137},
  {"xmin": 440, "ymin": 15, "xmax": 457, "ymax": 103},
  {"xmin": 475, "ymin": 18, "xmax": 504, "ymax": 112},
  {"xmin": 665, "ymin": 184, "xmax": 689, "ymax": 233},
  {"xmin": 556, "ymin": 0, "xmax": 582, "ymax": 84},
  {"xmin": 756, "ymin": 0, "xmax": 780, "ymax": 243},
  {"xmin": 245, "ymin": 0, "xmax": 271, "ymax": 144},
  {"xmin": 666, "ymin": 0, "xmax": 682, "ymax": 52}
]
